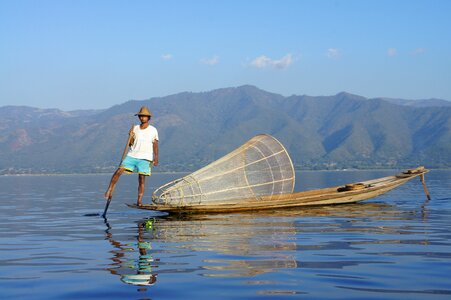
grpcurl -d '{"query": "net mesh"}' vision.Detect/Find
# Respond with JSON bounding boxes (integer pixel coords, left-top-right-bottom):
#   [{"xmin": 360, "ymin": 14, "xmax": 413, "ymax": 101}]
[{"xmin": 152, "ymin": 134, "xmax": 295, "ymax": 206}]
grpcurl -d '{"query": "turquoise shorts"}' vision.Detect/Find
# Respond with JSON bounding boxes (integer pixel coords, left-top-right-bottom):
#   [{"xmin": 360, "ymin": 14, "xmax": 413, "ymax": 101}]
[{"xmin": 121, "ymin": 156, "xmax": 152, "ymax": 176}]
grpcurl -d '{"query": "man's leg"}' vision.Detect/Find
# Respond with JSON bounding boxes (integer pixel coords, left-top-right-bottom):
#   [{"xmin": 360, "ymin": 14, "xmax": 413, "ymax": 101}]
[
  {"xmin": 137, "ymin": 174, "xmax": 146, "ymax": 206},
  {"xmin": 104, "ymin": 168, "xmax": 125, "ymax": 199}
]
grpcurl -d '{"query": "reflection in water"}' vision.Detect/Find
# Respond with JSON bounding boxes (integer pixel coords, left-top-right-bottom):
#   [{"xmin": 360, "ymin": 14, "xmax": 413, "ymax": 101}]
[
  {"xmin": 105, "ymin": 219, "xmax": 158, "ymax": 290},
  {"xmin": 421, "ymin": 196, "xmax": 430, "ymax": 222},
  {"xmin": 103, "ymin": 201, "xmax": 434, "ymax": 295},
  {"xmin": 154, "ymin": 213, "xmax": 299, "ymax": 278},
  {"xmin": 150, "ymin": 202, "xmax": 415, "ymax": 279}
]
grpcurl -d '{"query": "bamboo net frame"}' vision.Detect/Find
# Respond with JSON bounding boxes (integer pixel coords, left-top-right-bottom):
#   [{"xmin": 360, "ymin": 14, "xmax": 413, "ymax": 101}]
[{"xmin": 152, "ymin": 134, "xmax": 295, "ymax": 206}]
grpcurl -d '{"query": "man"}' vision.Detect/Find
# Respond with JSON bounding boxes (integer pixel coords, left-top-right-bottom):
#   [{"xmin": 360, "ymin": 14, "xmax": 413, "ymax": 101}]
[{"xmin": 104, "ymin": 106, "xmax": 159, "ymax": 206}]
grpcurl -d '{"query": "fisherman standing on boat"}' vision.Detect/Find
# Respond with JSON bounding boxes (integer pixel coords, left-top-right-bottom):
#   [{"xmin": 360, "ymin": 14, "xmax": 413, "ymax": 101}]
[{"xmin": 104, "ymin": 106, "xmax": 159, "ymax": 206}]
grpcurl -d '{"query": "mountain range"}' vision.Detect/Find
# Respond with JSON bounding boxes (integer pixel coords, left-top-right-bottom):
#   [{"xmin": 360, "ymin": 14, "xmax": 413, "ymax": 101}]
[{"xmin": 1, "ymin": 85, "xmax": 450, "ymax": 174}]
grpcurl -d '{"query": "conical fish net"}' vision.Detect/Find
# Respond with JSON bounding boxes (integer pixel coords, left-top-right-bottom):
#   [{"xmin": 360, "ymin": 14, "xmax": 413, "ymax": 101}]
[{"xmin": 152, "ymin": 134, "xmax": 295, "ymax": 206}]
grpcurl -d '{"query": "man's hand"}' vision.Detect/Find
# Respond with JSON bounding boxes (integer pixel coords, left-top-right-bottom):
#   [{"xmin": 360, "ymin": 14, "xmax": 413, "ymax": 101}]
[{"xmin": 153, "ymin": 157, "xmax": 158, "ymax": 166}]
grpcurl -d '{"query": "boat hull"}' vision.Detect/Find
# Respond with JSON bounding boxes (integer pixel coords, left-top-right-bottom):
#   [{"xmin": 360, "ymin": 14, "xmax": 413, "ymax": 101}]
[{"xmin": 128, "ymin": 168, "xmax": 428, "ymax": 214}]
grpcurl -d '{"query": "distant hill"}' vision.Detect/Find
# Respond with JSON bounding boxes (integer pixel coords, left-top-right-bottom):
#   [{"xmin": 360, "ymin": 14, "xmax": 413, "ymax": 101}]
[
  {"xmin": 1, "ymin": 86, "xmax": 450, "ymax": 174},
  {"xmin": 378, "ymin": 97, "xmax": 451, "ymax": 107}
]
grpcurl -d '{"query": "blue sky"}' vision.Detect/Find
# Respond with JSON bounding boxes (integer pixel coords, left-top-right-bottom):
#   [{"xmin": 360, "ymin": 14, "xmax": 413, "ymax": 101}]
[{"xmin": 1, "ymin": 0, "xmax": 450, "ymax": 110}]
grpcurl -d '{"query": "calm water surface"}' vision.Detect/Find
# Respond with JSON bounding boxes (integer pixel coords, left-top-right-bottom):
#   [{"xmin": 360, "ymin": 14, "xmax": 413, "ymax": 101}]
[{"xmin": 1, "ymin": 170, "xmax": 450, "ymax": 299}]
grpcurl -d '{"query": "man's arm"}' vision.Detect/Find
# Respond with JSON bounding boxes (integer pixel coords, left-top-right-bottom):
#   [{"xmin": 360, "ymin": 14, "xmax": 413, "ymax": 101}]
[{"xmin": 153, "ymin": 140, "xmax": 159, "ymax": 166}]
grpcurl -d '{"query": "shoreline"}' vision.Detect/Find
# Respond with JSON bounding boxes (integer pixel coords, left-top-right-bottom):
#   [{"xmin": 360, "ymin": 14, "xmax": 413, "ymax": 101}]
[{"xmin": 1, "ymin": 166, "xmax": 449, "ymax": 177}]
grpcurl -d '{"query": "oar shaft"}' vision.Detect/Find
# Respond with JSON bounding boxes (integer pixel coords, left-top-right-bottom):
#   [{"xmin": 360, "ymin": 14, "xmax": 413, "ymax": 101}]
[
  {"xmin": 420, "ymin": 174, "xmax": 431, "ymax": 200},
  {"xmin": 102, "ymin": 199, "xmax": 111, "ymax": 218},
  {"xmin": 119, "ymin": 125, "xmax": 134, "ymax": 163},
  {"xmin": 103, "ymin": 124, "xmax": 135, "ymax": 218}
]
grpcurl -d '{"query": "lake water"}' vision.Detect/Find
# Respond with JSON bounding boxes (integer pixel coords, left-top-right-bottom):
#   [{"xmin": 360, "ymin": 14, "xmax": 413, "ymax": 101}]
[{"xmin": 1, "ymin": 170, "xmax": 450, "ymax": 299}]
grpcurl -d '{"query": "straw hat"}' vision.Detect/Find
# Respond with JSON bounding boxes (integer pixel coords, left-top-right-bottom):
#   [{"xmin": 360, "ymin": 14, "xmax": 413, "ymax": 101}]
[{"xmin": 135, "ymin": 106, "xmax": 152, "ymax": 117}]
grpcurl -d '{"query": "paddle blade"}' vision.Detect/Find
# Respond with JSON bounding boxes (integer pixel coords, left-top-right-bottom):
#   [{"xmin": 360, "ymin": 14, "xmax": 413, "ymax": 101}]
[{"xmin": 84, "ymin": 213, "xmax": 101, "ymax": 217}]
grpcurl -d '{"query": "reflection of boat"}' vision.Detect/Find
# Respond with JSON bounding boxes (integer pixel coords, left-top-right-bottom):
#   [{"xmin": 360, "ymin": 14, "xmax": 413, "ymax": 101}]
[
  {"xmin": 149, "ymin": 210, "xmax": 300, "ymax": 278},
  {"xmin": 146, "ymin": 201, "xmax": 405, "ymax": 278},
  {"xmin": 128, "ymin": 167, "xmax": 429, "ymax": 214}
]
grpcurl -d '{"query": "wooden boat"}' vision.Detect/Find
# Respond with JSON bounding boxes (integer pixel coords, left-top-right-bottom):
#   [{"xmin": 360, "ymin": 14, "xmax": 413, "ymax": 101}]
[{"xmin": 127, "ymin": 166, "xmax": 430, "ymax": 214}]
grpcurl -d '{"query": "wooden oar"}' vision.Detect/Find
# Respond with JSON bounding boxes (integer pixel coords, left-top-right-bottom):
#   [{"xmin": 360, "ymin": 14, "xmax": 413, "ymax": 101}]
[
  {"xmin": 102, "ymin": 124, "xmax": 135, "ymax": 218},
  {"xmin": 420, "ymin": 173, "xmax": 431, "ymax": 201}
]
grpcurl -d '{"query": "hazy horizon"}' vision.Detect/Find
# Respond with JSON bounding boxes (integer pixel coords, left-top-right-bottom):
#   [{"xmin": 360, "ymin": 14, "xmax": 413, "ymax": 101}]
[{"xmin": 2, "ymin": 85, "xmax": 451, "ymax": 112}]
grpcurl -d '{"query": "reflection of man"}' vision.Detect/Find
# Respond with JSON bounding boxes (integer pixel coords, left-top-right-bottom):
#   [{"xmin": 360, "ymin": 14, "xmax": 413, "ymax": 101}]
[
  {"xmin": 121, "ymin": 221, "xmax": 157, "ymax": 286},
  {"xmin": 105, "ymin": 220, "xmax": 158, "ymax": 288},
  {"xmin": 121, "ymin": 273, "xmax": 157, "ymax": 286}
]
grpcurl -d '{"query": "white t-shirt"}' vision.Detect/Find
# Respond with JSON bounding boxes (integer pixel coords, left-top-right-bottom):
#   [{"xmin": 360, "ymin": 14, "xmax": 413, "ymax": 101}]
[{"xmin": 127, "ymin": 125, "xmax": 159, "ymax": 161}]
